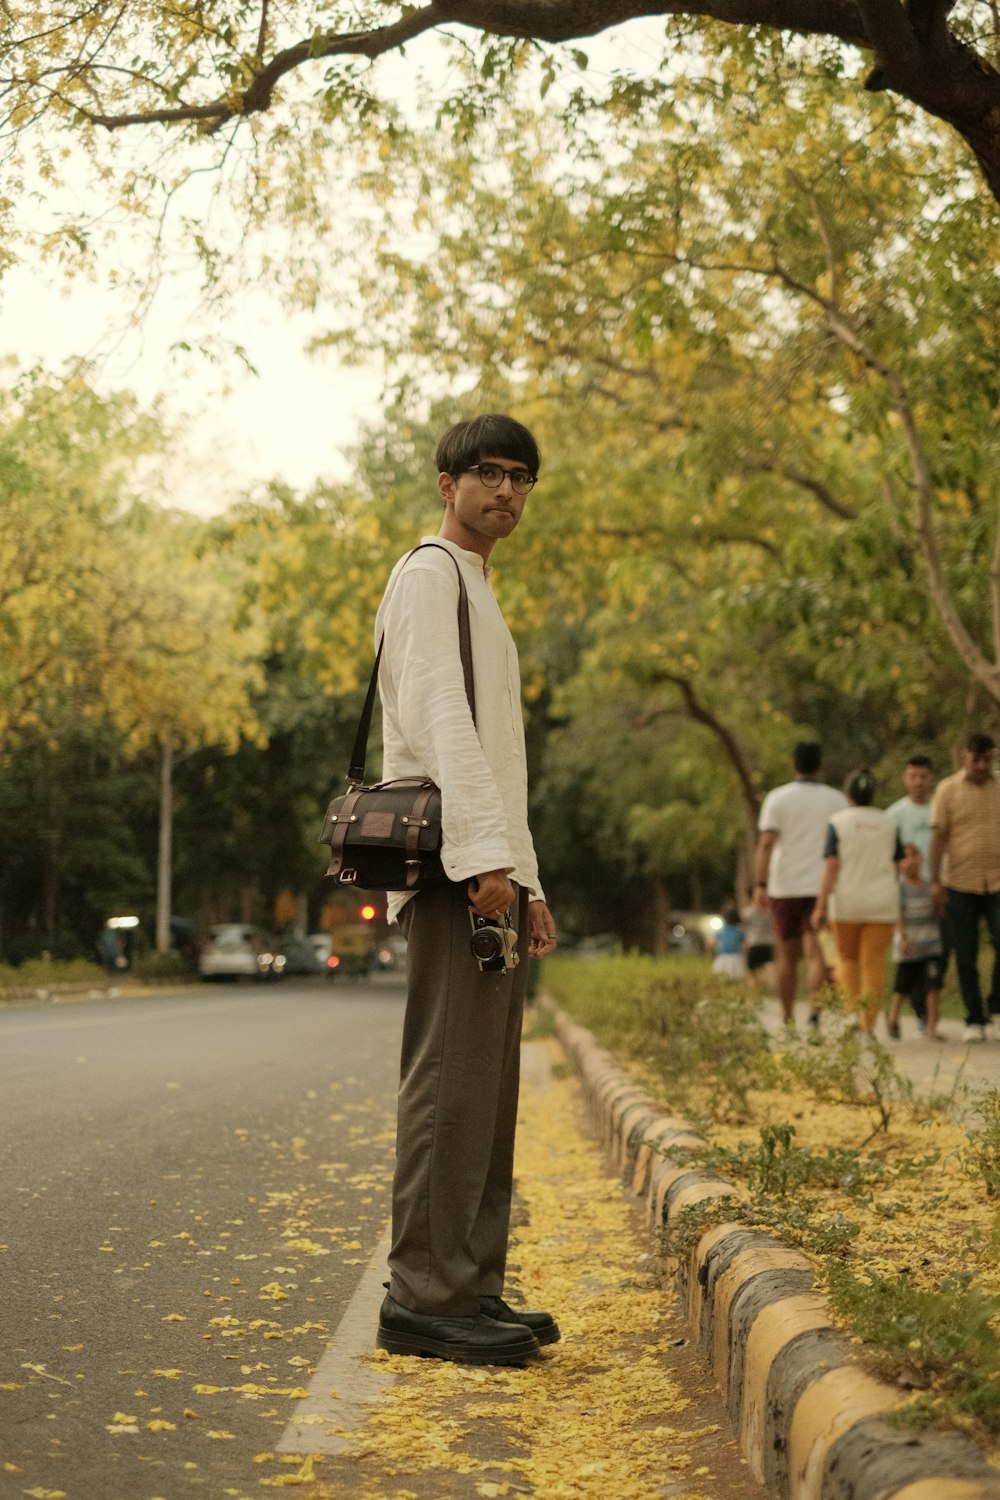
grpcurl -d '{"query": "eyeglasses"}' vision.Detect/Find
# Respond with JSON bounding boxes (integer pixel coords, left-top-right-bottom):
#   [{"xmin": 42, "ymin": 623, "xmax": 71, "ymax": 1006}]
[{"xmin": 462, "ymin": 463, "xmax": 537, "ymax": 495}]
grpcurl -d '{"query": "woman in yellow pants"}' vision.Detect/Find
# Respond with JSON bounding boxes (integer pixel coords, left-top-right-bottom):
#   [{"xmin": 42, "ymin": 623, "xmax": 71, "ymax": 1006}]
[{"xmin": 811, "ymin": 769, "xmax": 904, "ymax": 1033}]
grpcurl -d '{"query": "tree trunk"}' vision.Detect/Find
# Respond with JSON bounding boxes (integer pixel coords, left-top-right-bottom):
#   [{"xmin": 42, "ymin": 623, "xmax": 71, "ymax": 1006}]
[
  {"xmin": 155, "ymin": 734, "xmax": 173, "ymax": 954},
  {"xmin": 651, "ymin": 876, "xmax": 672, "ymax": 955},
  {"xmin": 41, "ymin": 760, "xmax": 62, "ymax": 952}
]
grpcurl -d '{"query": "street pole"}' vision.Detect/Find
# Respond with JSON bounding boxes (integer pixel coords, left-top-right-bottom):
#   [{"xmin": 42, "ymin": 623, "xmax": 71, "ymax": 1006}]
[{"xmin": 156, "ymin": 733, "xmax": 173, "ymax": 954}]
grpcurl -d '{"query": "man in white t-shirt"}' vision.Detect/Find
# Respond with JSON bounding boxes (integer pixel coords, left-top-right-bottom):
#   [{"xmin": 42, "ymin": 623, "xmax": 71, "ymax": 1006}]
[{"xmin": 753, "ymin": 742, "xmax": 848, "ymax": 1027}]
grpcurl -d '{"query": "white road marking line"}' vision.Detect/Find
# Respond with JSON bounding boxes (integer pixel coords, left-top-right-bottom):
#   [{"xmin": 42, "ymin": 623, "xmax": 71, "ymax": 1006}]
[{"xmin": 277, "ymin": 1223, "xmax": 396, "ymax": 1455}]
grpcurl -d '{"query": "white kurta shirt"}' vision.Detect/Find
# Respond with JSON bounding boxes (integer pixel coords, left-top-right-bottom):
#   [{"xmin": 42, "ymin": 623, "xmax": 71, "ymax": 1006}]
[{"xmin": 375, "ymin": 536, "xmax": 543, "ymax": 923}]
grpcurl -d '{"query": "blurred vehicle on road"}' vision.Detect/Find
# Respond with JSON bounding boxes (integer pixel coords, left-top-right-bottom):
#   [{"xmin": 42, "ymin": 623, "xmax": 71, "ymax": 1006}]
[
  {"xmin": 268, "ymin": 936, "xmax": 323, "ymax": 977},
  {"xmin": 306, "ymin": 933, "xmax": 333, "ymax": 968},
  {"xmin": 198, "ymin": 924, "xmax": 271, "ymax": 981},
  {"xmin": 373, "ymin": 932, "xmax": 408, "ymax": 973},
  {"xmin": 326, "ymin": 923, "xmax": 374, "ymax": 979},
  {"xmin": 321, "ymin": 899, "xmax": 385, "ymax": 980}
]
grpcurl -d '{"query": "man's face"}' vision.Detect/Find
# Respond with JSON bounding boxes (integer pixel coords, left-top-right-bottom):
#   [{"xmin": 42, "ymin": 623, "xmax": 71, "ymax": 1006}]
[
  {"xmin": 963, "ymin": 748, "xmax": 995, "ymax": 785},
  {"xmin": 438, "ymin": 455, "xmax": 529, "ymax": 547},
  {"xmin": 902, "ymin": 764, "xmax": 933, "ymax": 802}
]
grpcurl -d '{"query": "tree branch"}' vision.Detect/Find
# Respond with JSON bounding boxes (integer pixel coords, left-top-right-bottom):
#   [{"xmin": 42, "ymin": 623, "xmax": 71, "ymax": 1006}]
[
  {"xmin": 255, "ymin": 0, "xmax": 271, "ymax": 60},
  {"xmin": 85, "ymin": 5, "xmax": 455, "ymax": 129},
  {"xmin": 8, "ymin": 0, "xmax": 1000, "ymax": 198},
  {"xmin": 740, "ymin": 456, "xmax": 859, "ymax": 520},
  {"xmin": 636, "ymin": 669, "xmax": 761, "ymax": 826},
  {"xmin": 595, "ymin": 524, "xmax": 780, "ymax": 555}
]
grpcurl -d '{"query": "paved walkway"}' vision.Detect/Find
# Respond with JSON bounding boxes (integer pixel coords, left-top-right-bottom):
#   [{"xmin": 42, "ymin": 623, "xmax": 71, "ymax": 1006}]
[{"xmin": 759, "ymin": 997, "xmax": 1000, "ymax": 1112}]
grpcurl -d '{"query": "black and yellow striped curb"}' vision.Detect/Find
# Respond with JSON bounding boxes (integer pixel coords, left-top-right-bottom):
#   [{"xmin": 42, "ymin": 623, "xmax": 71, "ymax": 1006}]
[{"xmin": 551, "ymin": 1006, "xmax": 1000, "ymax": 1500}]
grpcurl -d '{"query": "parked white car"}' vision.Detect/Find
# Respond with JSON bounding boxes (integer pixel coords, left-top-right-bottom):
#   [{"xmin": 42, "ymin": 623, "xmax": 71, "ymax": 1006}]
[{"xmin": 198, "ymin": 924, "xmax": 270, "ymax": 981}]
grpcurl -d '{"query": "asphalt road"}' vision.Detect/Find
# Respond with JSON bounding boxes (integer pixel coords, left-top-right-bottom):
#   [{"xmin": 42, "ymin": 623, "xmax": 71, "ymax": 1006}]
[{"xmin": 0, "ymin": 977, "xmax": 406, "ymax": 1500}]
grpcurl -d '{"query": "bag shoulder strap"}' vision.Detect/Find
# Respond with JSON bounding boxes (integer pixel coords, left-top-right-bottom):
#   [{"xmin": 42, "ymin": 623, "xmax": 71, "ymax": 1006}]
[{"xmin": 347, "ymin": 542, "xmax": 475, "ymax": 785}]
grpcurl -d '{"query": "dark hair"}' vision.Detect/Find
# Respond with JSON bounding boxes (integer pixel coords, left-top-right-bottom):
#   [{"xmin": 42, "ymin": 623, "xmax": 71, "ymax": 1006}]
[
  {"xmin": 722, "ymin": 900, "xmax": 740, "ymax": 926},
  {"xmin": 845, "ymin": 767, "xmax": 876, "ymax": 805},
  {"xmin": 792, "ymin": 741, "xmax": 822, "ymax": 775},
  {"xmin": 967, "ymin": 732, "xmax": 996, "ymax": 755},
  {"xmin": 906, "ymin": 755, "xmax": 932, "ymax": 770},
  {"xmin": 435, "ymin": 414, "xmax": 540, "ymax": 478}
]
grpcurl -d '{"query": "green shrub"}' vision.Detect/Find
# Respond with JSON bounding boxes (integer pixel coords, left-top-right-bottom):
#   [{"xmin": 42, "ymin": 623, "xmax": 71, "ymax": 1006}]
[
  {"xmin": 130, "ymin": 950, "xmax": 194, "ymax": 981},
  {"xmin": 544, "ymin": 954, "xmax": 775, "ymax": 1122},
  {"xmin": 0, "ymin": 957, "xmax": 105, "ymax": 989},
  {"xmin": 965, "ymin": 1089, "xmax": 1000, "ymax": 1197},
  {"xmin": 777, "ymin": 1026, "xmax": 916, "ymax": 1139},
  {"xmin": 826, "ymin": 1262, "xmax": 1000, "ymax": 1427}
]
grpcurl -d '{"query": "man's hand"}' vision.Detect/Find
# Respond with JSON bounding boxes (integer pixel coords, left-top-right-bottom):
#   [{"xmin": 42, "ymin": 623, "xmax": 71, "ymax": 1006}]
[
  {"xmin": 931, "ymin": 880, "xmax": 948, "ymax": 917},
  {"xmin": 527, "ymin": 901, "xmax": 558, "ymax": 959},
  {"xmin": 753, "ymin": 882, "xmax": 770, "ymax": 910},
  {"xmin": 468, "ymin": 869, "xmax": 516, "ymax": 919}
]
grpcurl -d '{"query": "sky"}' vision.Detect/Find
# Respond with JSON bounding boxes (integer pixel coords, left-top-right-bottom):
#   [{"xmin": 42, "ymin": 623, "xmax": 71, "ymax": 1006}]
[
  {"xmin": 0, "ymin": 19, "xmax": 667, "ymax": 517},
  {"xmin": 1, "ymin": 253, "xmax": 387, "ymax": 516}
]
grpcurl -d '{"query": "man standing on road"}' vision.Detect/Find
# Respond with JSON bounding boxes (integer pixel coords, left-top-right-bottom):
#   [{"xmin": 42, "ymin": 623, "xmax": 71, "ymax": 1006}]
[
  {"xmin": 373, "ymin": 414, "xmax": 559, "ymax": 1367},
  {"xmin": 930, "ymin": 733, "xmax": 1000, "ymax": 1044},
  {"xmin": 754, "ymin": 742, "xmax": 848, "ymax": 1031},
  {"xmin": 887, "ymin": 755, "xmax": 939, "ymax": 1032}
]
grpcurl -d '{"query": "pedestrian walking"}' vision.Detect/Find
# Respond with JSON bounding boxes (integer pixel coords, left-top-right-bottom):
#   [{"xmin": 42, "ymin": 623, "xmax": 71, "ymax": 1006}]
[
  {"xmin": 710, "ymin": 901, "xmax": 746, "ymax": 980},
  {"xmin": 754, "ymin": 741, "xmax": 848, "ymax": 1030},
  {"xmin": 740, "ymin": 891, "xmax": 776, "ymax": 993},
  {"xmin": 373, "ymin": 413, "xmax": 559, "ymax": 1365},
  {"xmin": 930, "ymin": 732, "xmax": 1000, "ymax": 1044},
  {"xmin": 886, "ymin": 755, "xmax": 935, "ymax": 881},
  {"xmin": 886, "ymin": 843, "xmax": 945, "ymax": 1042},
  {"xmin": 887, "ymin": 754, "xmax": 943, "ymax": 1030},
  {"xmin": 811, "ymin": 769, "xmax": 903, "ymax": 1033}
]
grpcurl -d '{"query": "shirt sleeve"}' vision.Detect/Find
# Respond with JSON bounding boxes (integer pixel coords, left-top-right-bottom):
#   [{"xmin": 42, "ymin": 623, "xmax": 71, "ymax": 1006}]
[
  {"xmin": 380, "ymin": 563, "xmax": 516, "ymax": 882},
  {"xmin": 823, "ymin": 823, "xmax": 840, "ymax": 858},
  {"xmin": 758, "ymin": 789, "xmax": 779, "ymax": 833}
]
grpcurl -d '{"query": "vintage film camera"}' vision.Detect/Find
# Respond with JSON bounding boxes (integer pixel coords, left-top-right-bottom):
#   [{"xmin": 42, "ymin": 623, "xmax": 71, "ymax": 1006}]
[{"xmin": 469, "ymin": 907, "xmax": 519, "ymax": 975}]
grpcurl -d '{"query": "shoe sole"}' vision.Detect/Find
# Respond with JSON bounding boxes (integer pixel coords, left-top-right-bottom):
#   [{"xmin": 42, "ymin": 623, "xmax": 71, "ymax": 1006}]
[{"xmin": 376, "ymin": 1327, "xmax": 540, "ymax": 1364}]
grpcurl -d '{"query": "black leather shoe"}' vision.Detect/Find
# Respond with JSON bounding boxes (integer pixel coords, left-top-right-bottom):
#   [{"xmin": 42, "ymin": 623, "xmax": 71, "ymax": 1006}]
[
  {"xmin": 376, "ymin": 1294, "xmax": 540, "ymax": 1365},
  {"xmin": 480, "ymin": 1294, "xmax": 560, "ymax": 1346}
]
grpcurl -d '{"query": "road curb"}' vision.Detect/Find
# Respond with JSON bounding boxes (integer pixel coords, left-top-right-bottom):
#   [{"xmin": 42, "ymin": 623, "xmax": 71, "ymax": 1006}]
[
  {"xmin": 0, "ymin": 977, "xmax": 209, "ymax": 1006},
  {"xmin": 550, "ymin": 1006, "xmax": 1000, "ymax": 1500}
]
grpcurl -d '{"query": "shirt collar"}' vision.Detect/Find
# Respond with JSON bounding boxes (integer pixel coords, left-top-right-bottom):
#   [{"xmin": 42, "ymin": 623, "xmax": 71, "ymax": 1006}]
[{"xmin": 421, "ymin": 534, "xmax": 491, "ymax": 578}]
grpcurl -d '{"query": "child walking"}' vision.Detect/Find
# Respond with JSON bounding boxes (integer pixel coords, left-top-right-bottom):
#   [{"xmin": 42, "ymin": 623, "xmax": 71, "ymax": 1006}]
[
  {"xmin": 740, "ymin": 891, "xmax": 776, "ymax": 993},
  {"xmin": 710, "ymin": 901, "xmax": 747, "ymax": 980},
  {"xmin": 886, "ymin": 843, "xmax": 946, "ymax": 1042}
]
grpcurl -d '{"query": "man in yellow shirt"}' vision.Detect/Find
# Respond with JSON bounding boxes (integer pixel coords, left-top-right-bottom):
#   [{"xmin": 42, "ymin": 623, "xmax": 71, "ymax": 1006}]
[{"xmin": 930, "ymin": 733, "xmax": 1000, "ymax": 1043}]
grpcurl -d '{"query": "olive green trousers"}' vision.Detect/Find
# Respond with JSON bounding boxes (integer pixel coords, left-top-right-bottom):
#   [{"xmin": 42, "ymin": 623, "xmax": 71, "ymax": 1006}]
[{"xmin": 388, "ymin": 882, "xmax": 528, "ymax": 1316}]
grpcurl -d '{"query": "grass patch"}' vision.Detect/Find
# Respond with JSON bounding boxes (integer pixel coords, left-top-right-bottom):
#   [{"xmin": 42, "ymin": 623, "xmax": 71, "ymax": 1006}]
[
  {"xmin": 544, "ymin": 954, "xmax": 1000, "ymax": 1442},
  {"xmin": 0, "ymin": 957, "xmax": 105, "ymax": 990}
]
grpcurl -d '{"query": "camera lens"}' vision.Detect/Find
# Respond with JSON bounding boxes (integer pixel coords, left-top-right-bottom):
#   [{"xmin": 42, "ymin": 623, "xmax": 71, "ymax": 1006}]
[{"xmin": 470, "ymin": 927, "xmax": 503, "ymax": 962}]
